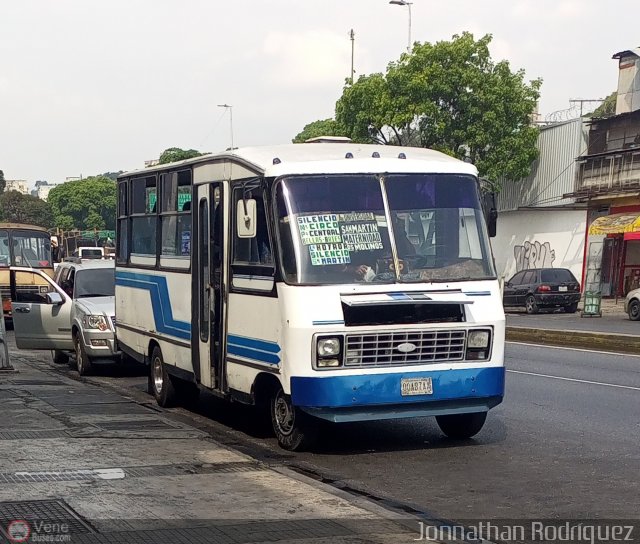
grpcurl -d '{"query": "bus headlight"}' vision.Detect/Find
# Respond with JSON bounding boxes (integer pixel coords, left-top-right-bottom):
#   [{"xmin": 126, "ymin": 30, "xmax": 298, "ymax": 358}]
[
  {"xmin": 314, "ymin": 336, "xmax": 343, "ymax": 369},
  {"xmin": 85, "ymin": 315, "xmax": 109, "ymax": 331},
  {"xmin": 317, "ymin": 338, "xmax": 341, "ymax": 357},
  {"xmin": 466, "ymin": 329, "xmax": 491, "ymax": 361}
]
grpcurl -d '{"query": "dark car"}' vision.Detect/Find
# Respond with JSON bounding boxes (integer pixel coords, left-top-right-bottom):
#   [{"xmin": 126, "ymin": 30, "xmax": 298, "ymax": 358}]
[{"xmin": 503, "ymin": 268, "xmax": 581, "ymax": 314}]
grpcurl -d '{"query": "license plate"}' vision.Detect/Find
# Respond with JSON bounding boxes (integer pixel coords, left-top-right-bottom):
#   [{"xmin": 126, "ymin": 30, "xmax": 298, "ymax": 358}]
[
  {"xmin": 559, "ymin": 286, "xmax": 568, "ymax": 292},
  {"xmin": 401, "ymin": 378, "xmax": 433, "ymax": 396}
]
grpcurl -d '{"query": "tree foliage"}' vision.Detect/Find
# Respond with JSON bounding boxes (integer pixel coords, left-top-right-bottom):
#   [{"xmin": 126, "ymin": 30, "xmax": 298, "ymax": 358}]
[
  {"xmin": 590, "ymin": 92, "xmax": 617, "ymax": 118},
  {"xmin": 47, "ymin": 176, "xmax": 116, "ymax": 231},
  {"xmin": 100, "ymin": 171, "xmax": 124, "ymax": 181},
  {"xmin": 0, "ymin": 170, "xmax": 5, "ymax": 194},
  {"xmin": 292, "ymin": 119, "xmax": 345, "ymax": 143},
  {"xmin": 297, "ymin": 33, "xmax": 541, "ymax": 187},
  {"xmin": 0, "ymin": 191, "xmax": 53, "ymax": 228},
  {"xmin": 159, "ymin": 147, "xmax": 203, "ymax": 164}
]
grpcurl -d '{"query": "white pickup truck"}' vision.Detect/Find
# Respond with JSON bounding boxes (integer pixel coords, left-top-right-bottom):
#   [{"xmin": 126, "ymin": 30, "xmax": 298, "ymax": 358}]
[{"xmin": 10, "ymin": 259, "xmax": 119, "ymax": 375}]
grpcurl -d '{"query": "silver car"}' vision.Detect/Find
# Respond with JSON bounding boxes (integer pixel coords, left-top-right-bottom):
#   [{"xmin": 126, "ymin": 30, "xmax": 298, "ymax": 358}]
[
  {"xmin": 624, "ymin": 288, "xmax": 640, "ymax": 321},
  {"xmin": 10, "ymin": 259, "xmax": 119, "ymax": 375}
]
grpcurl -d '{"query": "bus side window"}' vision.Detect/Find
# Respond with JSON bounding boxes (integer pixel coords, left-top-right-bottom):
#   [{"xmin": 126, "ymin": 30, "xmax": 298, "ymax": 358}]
[{"xmin": 130, "ymin": 175, "xmax": 157, "ymax": 256}]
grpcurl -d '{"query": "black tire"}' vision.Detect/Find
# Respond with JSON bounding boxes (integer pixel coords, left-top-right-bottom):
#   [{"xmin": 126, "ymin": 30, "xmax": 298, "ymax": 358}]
[
  {"xmin": 629, "ymin": 299, "xmax": 640, "ymax": 321},
  {"xmin": 436, "ymin": 412, "xmax": 487, "ymax": 439},
  {"xmin": 73, "ymin": 333, "xmax": 92, "ymax": 376},
  {"xmin": 525, "ymin": 295, "xmax": 539, "ymax": 314},
  {"xmin": 564, "ymin": 302, "xmax": 578, "ymax": 314},
  {"xmin": 51, "ymin": 350, "xmax": 69, "ymax": 365},
  {"xmin": 270, "ymin": 387, "xmax": 318, "ymax": 451},
  {"xmin": 148, "ymin": 346, "xmax": 176, "ymax": 407}
]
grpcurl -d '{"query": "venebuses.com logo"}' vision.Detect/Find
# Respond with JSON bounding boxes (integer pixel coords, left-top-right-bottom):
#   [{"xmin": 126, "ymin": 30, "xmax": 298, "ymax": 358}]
[{"xmin": 6, "ymin": 520, "xmax": 31, "ymax": 543}]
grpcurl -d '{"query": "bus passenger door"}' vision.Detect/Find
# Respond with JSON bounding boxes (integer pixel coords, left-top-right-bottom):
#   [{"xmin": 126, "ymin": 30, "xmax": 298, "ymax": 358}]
[{"xmin": 194, "ymin": 183, "xmax": 224, "ymax": 390}]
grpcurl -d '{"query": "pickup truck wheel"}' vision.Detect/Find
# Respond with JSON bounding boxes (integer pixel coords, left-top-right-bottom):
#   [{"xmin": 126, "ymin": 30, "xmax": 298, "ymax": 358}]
[
  {"xmin": 74, "ymin": 333, "xmax": 92, "ymax": 376},
  {"xmin": 436, "ymin": 412, "xmax": 487, "ymax": 439},
  {"xmin": 148, "ymin": 346, "xmax": 176, "ymax": 407},
  {"xmin": 51, "ymin": 350, "xmax": 69, "ymax": 365}
]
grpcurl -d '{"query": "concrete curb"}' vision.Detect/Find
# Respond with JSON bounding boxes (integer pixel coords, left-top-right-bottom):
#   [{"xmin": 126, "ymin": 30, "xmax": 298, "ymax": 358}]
[{"xmin": 506, "ymin": 326, "xmax": 640, "ymax": 354}]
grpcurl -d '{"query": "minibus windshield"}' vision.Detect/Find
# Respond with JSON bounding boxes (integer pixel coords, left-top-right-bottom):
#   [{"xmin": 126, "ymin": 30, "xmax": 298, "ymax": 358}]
[{"xmin": 275, "ymin": 173, "xmax": 496, "ymax": 285}]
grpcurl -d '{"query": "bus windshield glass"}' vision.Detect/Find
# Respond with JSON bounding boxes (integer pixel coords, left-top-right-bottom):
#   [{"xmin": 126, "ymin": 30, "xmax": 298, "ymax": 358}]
[
  {"xmin": 11, "ymin": 230, "xmax": 52, "ymax": 268},
  {"xmin": 276, "ymin": 173, "xmax": 496, "ymax": 285}
]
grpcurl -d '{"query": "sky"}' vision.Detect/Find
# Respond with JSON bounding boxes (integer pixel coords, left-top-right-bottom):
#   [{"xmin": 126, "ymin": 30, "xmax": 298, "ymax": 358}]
[{"xmin": 0, "ymin": 0, "xmax": 636, "ymax": 184}]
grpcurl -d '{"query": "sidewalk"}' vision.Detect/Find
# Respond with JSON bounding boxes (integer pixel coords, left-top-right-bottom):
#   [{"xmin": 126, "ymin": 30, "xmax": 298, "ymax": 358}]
[
  {"xmin": 0, "ymin": 348, "xmax": 419, "ymax": 543},
  {"xmin": 506, "ymin": 298, "xmax": 640, "ymax": 353}
]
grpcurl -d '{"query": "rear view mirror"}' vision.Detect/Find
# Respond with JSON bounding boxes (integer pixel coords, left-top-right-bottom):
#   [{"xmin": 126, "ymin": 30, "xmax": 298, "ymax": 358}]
[
  {"xmin": 237, "ymin": 199, "xmax": 257, "ymax": 238},
  {"xmin": 46, "ymin": 292, "xmax": 64, "ymax": 306}
]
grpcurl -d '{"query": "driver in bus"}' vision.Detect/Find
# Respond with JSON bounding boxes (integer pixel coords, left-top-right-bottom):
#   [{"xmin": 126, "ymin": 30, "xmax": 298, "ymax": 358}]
[{"xmin": 343, "ymin": 214, "xmax": 416, "ymax": 282}]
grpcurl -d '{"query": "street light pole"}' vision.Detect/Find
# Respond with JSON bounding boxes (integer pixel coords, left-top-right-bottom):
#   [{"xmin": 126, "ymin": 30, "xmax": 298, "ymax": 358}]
[
  {"xmin": 217, "ymin": 104, "xmax": 234, "ymax": 150},
  {"xmin": 349, "ymin": 29, "xmax": 355, "ymax": 84},
  {"xmin": 389, "ymin": 0, "xmax": 413, "ymax": 53}
]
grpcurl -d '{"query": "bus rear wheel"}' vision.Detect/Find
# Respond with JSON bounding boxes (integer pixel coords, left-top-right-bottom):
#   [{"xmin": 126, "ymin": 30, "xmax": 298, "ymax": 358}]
[
  {"xmin": 270, "ymin": 388, "xmax": 318, "ymax": 451},
  {"xmin": 149, "ymin": 347, "xmax": 176, "ymax": 407},
  {"xmin": 435, "ymin": 412, "xmax": 487, "ymax": 439}
]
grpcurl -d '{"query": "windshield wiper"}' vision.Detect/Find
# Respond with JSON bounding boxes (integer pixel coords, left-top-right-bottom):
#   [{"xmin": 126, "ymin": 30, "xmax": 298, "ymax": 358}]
[{"xmin": 77, "ymin": 293, "xmax": 112, "ymax": 298}]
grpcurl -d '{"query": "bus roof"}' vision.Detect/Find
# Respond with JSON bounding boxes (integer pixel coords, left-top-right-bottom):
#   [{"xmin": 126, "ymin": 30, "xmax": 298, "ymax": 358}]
[
  {"xmin": 0, "ymin": 223, "xmax": 50, "ymax": 232},
  {"xmin": 119, "ymin": 143, "xmax": 478, "ymax": 180}
]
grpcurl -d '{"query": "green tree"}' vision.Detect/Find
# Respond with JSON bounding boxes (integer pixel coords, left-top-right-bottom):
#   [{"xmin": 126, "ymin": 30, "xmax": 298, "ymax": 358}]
[
  {"xmin": 0, "ymin": 170, "xmax": 5, "ymax": 194},
  {"xmin": 100, "ymin": 171, "xmax": 124, "ymax": 181},
  {"xmin": 292, "ymin": 119, "xmax": 345, "ymax": 143},
  {"xmin": 298, "ymin": 33, "xmax": 540, "ymax": 187},
  {"xmin": 590, "ymin": 92, "xmax": 617, "ymax": 118},
  {"xmin": 0, "ymin": 191, "xmax": 53, "ymax": 228},
  {"xmin": 47, "ymin": 176, "xmax": 117, "ymax": 231},
  {"xmin": 159, "ymin": 147, "xmax": 203, "ymax": 164}
]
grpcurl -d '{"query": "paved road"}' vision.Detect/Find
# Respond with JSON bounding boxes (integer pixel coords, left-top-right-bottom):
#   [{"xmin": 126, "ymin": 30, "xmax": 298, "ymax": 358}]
[{"xmin": 14, "ymin": 335, "xmax": 640, "ymax": 523}]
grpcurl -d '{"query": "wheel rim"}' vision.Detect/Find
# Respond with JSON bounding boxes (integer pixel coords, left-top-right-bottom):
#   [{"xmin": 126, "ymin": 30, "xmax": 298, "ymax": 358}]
[
  {"xmin": 632, "ymin": 303, "xmax": 639, "ymax": 319},
  {"xmin": 75, "ymin": 338, "xmax": 83, "ymax": 372},
  {"xmin": 273, "ymin": 390, "xmax": 295, "ymax": 436},
  {"xmin": 153, "ymin": 357, "xmax": 163, "ymax": 395},
  {"xmin": 526, "ymin": 297, "xmax": 535, "ymax": 312}
]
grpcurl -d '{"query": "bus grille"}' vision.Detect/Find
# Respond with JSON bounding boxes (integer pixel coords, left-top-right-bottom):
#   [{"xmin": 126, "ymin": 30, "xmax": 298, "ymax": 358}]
[
  {"xmin": 1, "ymin": 286, "xmax": 46, "ymax": 298},
  {"xmin": 344, "ymin": 330, "xmax": 467, "ymax": 367}
]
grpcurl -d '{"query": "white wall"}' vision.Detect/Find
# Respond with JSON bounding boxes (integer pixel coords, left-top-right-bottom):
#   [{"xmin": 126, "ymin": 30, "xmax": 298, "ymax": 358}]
[{"xmin": 491, "ymin": 209, "xmax": 587, "ymax": 283}]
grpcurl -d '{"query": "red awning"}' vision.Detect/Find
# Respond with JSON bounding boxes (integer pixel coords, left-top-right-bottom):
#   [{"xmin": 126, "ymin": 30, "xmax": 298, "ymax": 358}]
[{"xmin": 624, "ymin": 231, "xmax": 640, "ymax": 241}]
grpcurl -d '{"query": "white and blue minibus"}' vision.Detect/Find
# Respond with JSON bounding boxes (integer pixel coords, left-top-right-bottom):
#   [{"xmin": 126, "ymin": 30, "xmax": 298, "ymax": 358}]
[{"xmin": 115, "ymin": 142, "xmax": 504, "ymax": 450}]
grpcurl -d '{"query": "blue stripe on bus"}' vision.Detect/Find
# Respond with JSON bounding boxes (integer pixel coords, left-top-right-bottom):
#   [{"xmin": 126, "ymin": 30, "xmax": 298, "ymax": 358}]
[
  {"xmin": 227, "ymin": 334, "xmax": 281, "ymax": 365},
  {"xmin": 115, "ymin": 271, "xmax": 191, "ymax": 340},
  {"xmin": 388, "ymin": 292, "xmax": 411, "ymax": 301}
]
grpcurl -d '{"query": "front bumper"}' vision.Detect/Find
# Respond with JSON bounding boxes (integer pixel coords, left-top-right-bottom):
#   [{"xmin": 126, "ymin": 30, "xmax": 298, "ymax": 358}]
[
  {"xmin": 291, "ymin": 366, "xmax": 505, "ymax": 422},
  {"xmin": 535, "ymin": 293, "xmax": 580, "ymax": 307},
  {"xmin": 81, "ymin": 329, "xmax": 120, "ymax": 359}
]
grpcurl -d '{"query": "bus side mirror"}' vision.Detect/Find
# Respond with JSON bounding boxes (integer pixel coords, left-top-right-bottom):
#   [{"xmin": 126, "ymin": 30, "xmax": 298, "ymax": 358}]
[
  {"xmin": 488, "ymin": 208, "xmax": 498, "ymax": 238},
  {"xmin": 237, "ymin": 198, "xmax": 257, "ymax": 238}
]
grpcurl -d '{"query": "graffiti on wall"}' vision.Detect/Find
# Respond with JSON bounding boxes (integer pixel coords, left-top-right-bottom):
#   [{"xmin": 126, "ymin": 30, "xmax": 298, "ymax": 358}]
[{"xmin": 514, "ymin": 241, "xmax": 555, "ymax": 272}]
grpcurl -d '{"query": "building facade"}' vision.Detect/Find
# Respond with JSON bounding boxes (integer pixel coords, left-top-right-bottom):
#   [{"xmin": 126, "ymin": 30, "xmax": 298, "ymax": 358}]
[
  {"xmin": 4, "ymin": 180, "xmax": 30, "ymax": 194},
  {"xmin": 493, "ymin": 118, "xmax": 588, "ymax": 284},
  {"xmin": 567, "ymin": 48, "xmax": 640, "ymax": 296}
]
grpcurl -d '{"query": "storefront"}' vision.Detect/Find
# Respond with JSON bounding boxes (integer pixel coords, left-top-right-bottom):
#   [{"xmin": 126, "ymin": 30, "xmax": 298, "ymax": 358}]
[{"xmin": 588, "ymin": 210, "xmax": 640, "ymax": 296}]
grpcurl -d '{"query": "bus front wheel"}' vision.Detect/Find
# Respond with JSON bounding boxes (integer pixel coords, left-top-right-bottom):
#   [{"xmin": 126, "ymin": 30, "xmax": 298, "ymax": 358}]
[
  {"xmin": 435, "ymin": 412, "xmax": 487, "ymax": 439},
  {"xmin": 149, "ymin": 347, "xmax": 176, "ymax": 407},
  {"xmin": 270, "ymin": 388, "xmax": 318, "ymax": 451}
]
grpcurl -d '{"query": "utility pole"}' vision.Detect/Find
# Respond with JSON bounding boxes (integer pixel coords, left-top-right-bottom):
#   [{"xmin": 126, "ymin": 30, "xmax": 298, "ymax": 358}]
[{"xmin": 349, "ymin": 29, "xmax": 355, "ymax": 84}]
